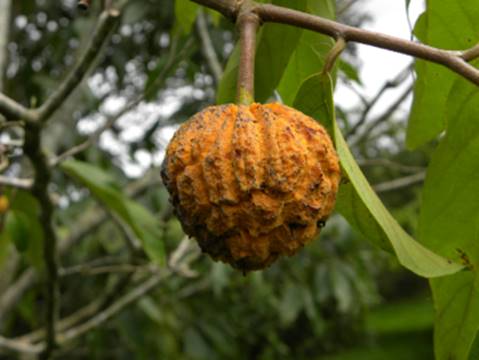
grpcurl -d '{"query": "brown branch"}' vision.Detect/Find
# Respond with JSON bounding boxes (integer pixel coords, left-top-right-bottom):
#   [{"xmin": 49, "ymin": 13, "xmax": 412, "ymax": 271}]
[
  {"xmin": 37, "ymin": 8, "xmax": 121, "ymax": 123},
  {"xmin": 0, "ymin": 93, "xmax": 35, "ymax": 122},
  {"xmin": 236, "ymin": 3, "xmax": 260, "ymax": 105},
  {"xmin": 22, "ymin": 123, "xmax": 59, "ymax": 359},
  {"xmin": 191, "ymin": 0, "xmax": 479, "ymax": 86}
]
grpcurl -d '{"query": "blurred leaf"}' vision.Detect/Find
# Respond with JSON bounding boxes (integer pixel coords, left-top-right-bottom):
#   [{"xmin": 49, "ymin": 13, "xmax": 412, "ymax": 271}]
[
  {"xmin": 61, "ymin": 160, "xmax": 165, "ymax": 265},
  {"xmin": 406, "ymin": 1, "xmax": 479, "ymax": 149},
  {"xmin": 330, "ymin": 261, "xmax": 353, "ymax": 313},
  {"xmin": 418, "ymin": 78, "xmax": 479, "ymax": 360},
  {"xmin": 175, "ymin": 0, "xmax": 200, "ymax": 33},
  {"xmin": 366, "ymin": 297, "xmax": 434, "ymax": 334},
  {"xmin": 293, "ymin": 73, "xmax": 463, "ymax": 277},
  {"xmin": 278, "ymin": 283, "xmax": 304, "ymax": 326},
  {"xmin": 5, "ymin": 211, "xmax": 30, "ymax": 252},
  {"xmin": 122, "ymin": 3, "xmax": 149, "ymax": 24},
  {"xmin": 430, "ymin": 273, "xmax": 479, "ymax": 360},
  {"xmin": 216, "ymin": 0, "xmax": 306, "ymax": 104},
  {"xmin": 338, "ymin": 59, "xmax": 362, "ymax": 85}
]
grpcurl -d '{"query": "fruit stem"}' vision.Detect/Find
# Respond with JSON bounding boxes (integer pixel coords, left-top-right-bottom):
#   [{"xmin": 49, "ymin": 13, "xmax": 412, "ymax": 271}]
[
  {"xmin": 322, "ymin": 37, "xmax": 346, "ymax": 75},
  {"xmin": 236, "ymin": 3, "xmax": 260, "ymax": 105}
]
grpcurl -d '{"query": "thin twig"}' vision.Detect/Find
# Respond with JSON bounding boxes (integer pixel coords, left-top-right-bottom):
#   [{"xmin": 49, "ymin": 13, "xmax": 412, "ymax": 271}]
[
  {"xmin": 196, "ymin": 9, "xmax": 223, "ymax": 84},
  {"xmin": 0, "ymin": 239, "xmax": 198, "ymax": 356},
  {"xmin": 373, "ymin": 171, "xmax": 426, "ymax": 193},
  {"xmin": 356, "ymin": 158, "xmax": 424, "ymax": 174},
  {"xmin": 0, "ymin": 175, "xmax": 33, "ymax": 189},
  {"xmin": 0, "ymin": 336, "xmax": 42, "ymax": 355},
  {"xmin": 50, "ymin": 36, "xmax": 194, "ymax": 167},
  {"xmin": 37, "ymin": 8, "xmax": 121, "ymax": 123},
  {"xmin": 0, "ymin": 120, "xmax": 25, "ymax": 130},
  {"xmin": 351, "ymin": 83, "xmax": 413, "ymax": 148},
  {"xmin": 346, "ymin": 64, "xmax": 411, "ymax": 139}
]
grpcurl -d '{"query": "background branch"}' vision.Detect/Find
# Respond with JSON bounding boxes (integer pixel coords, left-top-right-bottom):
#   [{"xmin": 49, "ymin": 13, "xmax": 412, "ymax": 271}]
[
  {"xmin": 196, "ymin": 9, "xmax": 223, "ymax": 84},
  {"xmin": 37, "ymin": 8, "xmax": 121, "ymax": 123},
  {"xmin": 0, "ymin": 0, "xmax": 12, "ymax": 92}
]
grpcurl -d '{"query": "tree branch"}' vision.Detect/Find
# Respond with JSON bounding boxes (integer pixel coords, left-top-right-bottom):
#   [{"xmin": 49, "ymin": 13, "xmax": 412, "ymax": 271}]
[
  {"xmin": 37, "ymin": 8, "xmax": 121, "ymax": 123},
  {"xmin": 22, "ymin": 123, "xmax": 59, "ymax": 359},
  {"xmin": 0, "ymin": 93, "xmax": 35, "ymax": 122},
  {"xmin": 373, "ymin": 171, "xmax": 426, "ymax": 193},
  {"xmin": 191, "ymin": 0, "xmax": 479, "ymax": 86},
  {"xmin": 346, "ymin": 64, "xmax": 411, "ymax": 139}
]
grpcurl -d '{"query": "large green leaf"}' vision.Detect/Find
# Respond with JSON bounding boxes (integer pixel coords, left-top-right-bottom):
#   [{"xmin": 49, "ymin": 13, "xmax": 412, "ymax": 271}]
[
  {"xmin": 418, "ymin": 79, "xmax": 479, "ymax": 360},
  {"xmin": 216, "ymin": 0, "xmax": 306, "ymax": 104},
  {"xmin": 293, "ymin": 73, "xmax": 463, "ymax": 277},
  {"xmin": 5, "ymin": 191, "xmax": 44, "ymax": 268},
  {"xmin": 406, "ymin": 1, "xmax": 479, "ymax": 148},
  {"xmin": 6, "ymin": 211, "xmax": 31, "ymax": 253},
  {"xmin": 276, "ymin": 0, "xmax": 335, "ymax": 105},
  {"xmin": 61, "ymin": 160, "xmax": 165, "ymax": 265},
  {"xmin": 430, "ymin": 273, "xmax": 479, "ymax": 360}
]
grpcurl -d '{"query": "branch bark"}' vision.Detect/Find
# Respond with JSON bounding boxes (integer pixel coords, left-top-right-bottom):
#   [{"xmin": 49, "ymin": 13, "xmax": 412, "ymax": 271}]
[
  {"xmin": 23, "ymin": 123, "xmax": 59, "ymax": 359},
  {"xmin": 0, "ymin": 0, "xmax": 12, "ymax": 92}
]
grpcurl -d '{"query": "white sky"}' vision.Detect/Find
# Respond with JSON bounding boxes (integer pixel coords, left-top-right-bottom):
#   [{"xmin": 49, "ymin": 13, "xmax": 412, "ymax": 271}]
[{"xmin": 336, "ymin": 0, "xmax": 425, "ymax": 113}]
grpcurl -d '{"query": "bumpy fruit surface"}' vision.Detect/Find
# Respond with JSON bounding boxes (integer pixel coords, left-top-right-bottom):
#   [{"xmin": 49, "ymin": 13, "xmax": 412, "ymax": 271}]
[{"xmin": 161, "ymin": 103, "xmax": 340, "ymax": 270}]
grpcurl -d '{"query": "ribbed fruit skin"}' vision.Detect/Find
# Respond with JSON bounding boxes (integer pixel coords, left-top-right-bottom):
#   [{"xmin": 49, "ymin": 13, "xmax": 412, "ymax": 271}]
[{"xmin": 161, "ymin": 103, "xmax": 340, "ymax": 270}]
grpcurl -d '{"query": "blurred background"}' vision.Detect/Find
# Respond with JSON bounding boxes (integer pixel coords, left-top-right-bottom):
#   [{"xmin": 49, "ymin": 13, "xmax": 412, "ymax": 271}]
[{"xmin": 0, "ymin": 0, "xmax": 435, "ymax": 358}]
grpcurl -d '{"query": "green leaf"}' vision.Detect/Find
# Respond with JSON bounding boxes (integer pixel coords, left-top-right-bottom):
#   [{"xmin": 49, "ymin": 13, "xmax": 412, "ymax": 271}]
[
  {"xmin": 5, "ymin": 211, "xmax": 30, "ymax": 252},
  {"xmin": 61, "ymin": 160, "xmax": 165, "ymax": 265},
  {"xmin": 430, "ymin": 273, "xmax": 479, "ymax": 360},
  {"xmin": 216, "ymin": 0, "xmax": 306, "ymax": 104},
  {"xmin": 406, "ymin": 1, "xmax": 479, "ymax": 149},
  {"xmin": 418, "ymin": 79, "xmax": 479, "ymax": 360},
  {"xmin": 4, "ymin": 208, "xmax": 44, "ymax": 268},
  {"xmin": 293, "ymin": 73, "xmax": 463, "ymax": 277},
  {"xmin": 276, "ymin": 0, "xmax": 335, "ymax": 105},
  {"xmin": 338, "ymin": 59, "xmax": 362, "ymax": 85},
  {"xmin": 175, "ymin": 0, "xmax": 200, "ymax": 34}
]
